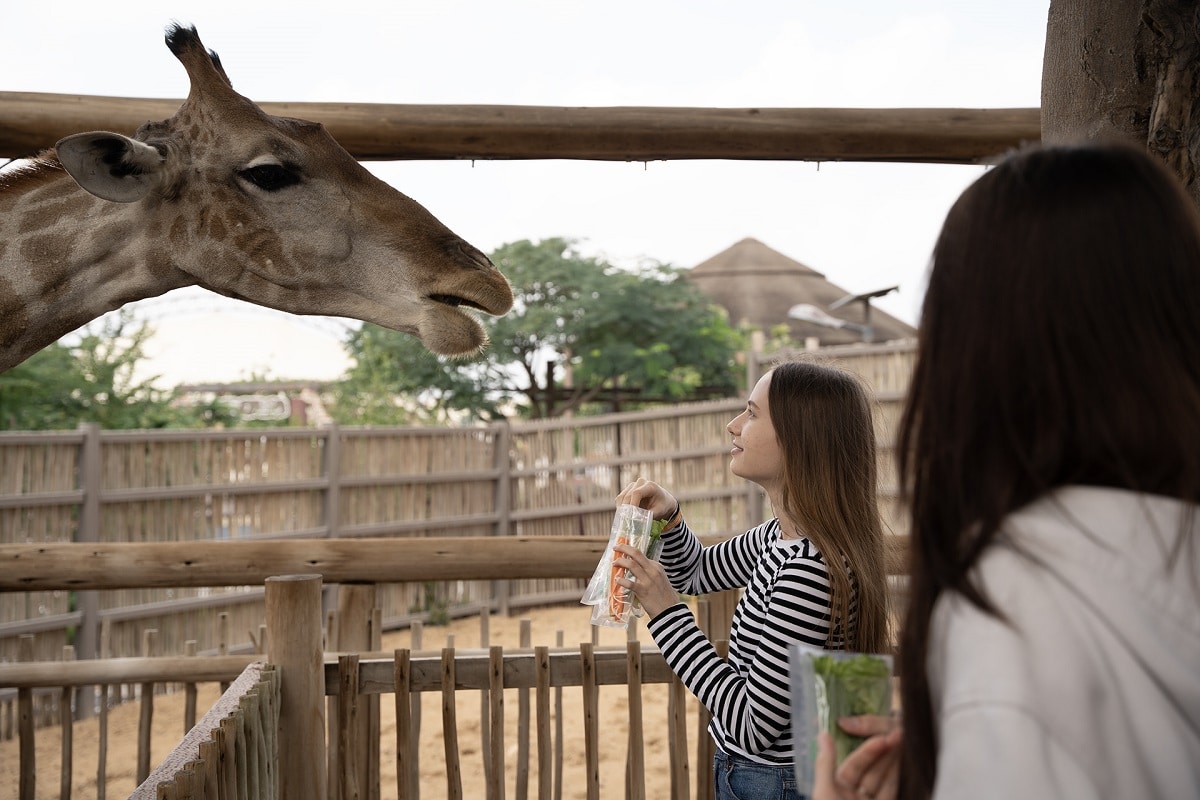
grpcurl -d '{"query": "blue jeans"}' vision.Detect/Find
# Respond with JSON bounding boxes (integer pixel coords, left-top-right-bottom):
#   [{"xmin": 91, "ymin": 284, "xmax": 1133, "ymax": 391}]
[{"xmin": 713, "ymin": 749, "xmax": 805, "ymax": 800}]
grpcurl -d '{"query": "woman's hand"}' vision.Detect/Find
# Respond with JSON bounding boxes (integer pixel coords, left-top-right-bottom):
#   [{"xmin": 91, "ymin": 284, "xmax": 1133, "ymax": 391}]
[
  {"xmin": 616, "ymin": 478, "xmax": 678, "ymax": 521},
  {"xmin": 612, "ymin": 542, "xmax": 678, "ymax": 618},
  {"xmin": 812, "ymin": 715, "xmax": 902, "ymax": 800}
]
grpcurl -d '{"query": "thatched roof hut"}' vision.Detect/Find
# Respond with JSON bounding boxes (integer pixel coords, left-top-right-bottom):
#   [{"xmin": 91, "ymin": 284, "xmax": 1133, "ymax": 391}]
[{"xmin": 685, "ymin": 237, "xmax": 917, "ymax": 345}]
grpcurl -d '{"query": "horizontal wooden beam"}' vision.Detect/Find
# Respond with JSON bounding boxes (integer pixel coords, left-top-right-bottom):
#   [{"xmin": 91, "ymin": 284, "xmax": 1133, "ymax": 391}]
[
  {"xmin": 0, "ymin": 536, "xmax": 608, "ymax": 591},
  {"xmin": 0, "ymin": 646, "xmax": 668, "ymax": 690},
  {"xmin": 0, "ymin": 91, "xmax": 1040, "ymax": 164},
  {"xmin": 0, "ymin": 654, "xmax": 255, "ymax": 687},
  {"xmin": 0, "ymin": 534, "xmax": 909, "ymax": 591}
]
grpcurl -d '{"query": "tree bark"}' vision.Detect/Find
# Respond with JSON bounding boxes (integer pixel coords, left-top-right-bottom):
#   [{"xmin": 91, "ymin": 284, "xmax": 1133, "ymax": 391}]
[{"xmin": 1042, "ymin": 0, "xmax": 1200, "ymax": 202}]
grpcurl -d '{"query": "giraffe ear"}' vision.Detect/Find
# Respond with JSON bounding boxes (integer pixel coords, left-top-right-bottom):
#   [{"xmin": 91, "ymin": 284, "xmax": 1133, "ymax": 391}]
[{"xmin": 56, "ymin": 132, "xmax": 164, "ymax": 203}]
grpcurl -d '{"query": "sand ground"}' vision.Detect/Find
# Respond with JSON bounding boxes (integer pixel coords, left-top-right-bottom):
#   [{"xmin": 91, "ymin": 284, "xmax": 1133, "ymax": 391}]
[{"xmin": 0, "ymin": 601, "xmax": 708, "ymax": 800}]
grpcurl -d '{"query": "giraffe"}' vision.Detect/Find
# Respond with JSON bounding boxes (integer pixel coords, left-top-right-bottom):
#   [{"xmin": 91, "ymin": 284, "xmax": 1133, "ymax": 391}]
[{"xmin": 0, "ymin": 23, "xmax": 513, "ymax": 374}]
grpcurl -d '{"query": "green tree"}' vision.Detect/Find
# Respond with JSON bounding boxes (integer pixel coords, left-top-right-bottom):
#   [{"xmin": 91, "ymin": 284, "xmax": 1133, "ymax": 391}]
[
  {"xmin": 333, "ymin": 238, "xmax": 745, "ymax": 422},
  {"xmin": 0, "ymin": 311, "xmax": 236, "ymax": 430}
]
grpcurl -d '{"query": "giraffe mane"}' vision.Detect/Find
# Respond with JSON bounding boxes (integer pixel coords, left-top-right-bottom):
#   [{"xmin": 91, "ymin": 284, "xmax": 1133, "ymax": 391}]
[{"xmin": 0, "ymin": 154, "xmax": 64, "ymax": 193}]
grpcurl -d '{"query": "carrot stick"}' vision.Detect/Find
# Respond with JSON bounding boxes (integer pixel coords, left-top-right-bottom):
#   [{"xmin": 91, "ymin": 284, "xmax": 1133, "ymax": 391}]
[{"xmin": 609, "ymin": 535, "xmax": 629, "ymax": 619}]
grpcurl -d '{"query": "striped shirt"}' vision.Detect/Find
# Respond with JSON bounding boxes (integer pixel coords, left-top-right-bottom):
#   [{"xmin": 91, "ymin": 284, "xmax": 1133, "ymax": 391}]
[{"xmin": 646, "ymin": 517, "xmax": 854, "ymax": 764}]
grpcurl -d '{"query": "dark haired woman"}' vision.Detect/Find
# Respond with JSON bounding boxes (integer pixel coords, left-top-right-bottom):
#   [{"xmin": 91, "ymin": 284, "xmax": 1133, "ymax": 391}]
[
  {"xmin": 616, "ymin": 358, "xmax": 890, "ymax": 800},
  {"xmin": 815, "ymin": 142, "xmax": 1200, "ymax": 799}
]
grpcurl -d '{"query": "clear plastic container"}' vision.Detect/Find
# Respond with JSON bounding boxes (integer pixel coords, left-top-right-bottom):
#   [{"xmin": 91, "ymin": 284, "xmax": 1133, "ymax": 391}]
[
  {"xmin": 790, "ymin": 644, "xmax": 894, "ymax": 794},
  {"xmin": 580, "ymin": 504, "xmax": 657, "ymax": 628}
]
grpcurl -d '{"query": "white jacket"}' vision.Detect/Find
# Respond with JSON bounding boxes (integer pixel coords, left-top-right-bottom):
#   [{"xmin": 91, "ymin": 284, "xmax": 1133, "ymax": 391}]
[{"xmin": 928, "ymin": 486, "xmax": 1200, "ymax": 799}]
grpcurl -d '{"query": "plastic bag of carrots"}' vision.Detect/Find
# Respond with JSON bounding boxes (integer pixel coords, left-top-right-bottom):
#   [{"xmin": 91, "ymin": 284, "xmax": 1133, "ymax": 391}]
[{"xmin": 580, "ymin": 504, "xmax": 665, "ymax": 628}]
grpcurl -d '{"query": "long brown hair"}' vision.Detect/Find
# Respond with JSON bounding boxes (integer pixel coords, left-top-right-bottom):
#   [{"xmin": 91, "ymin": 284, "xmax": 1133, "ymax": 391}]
[
  {"xmin": 896, "ymin": 142, "xmax": 1200, "ymax": 797},
  {"xmin": 768, "ymin": 359, "xmax": 889, "ymax": 654}
]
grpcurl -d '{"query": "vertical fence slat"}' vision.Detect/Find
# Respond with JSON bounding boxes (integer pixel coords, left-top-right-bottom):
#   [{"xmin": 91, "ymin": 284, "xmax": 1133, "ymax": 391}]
[
  {"xmin": 480, "ymin": 608, "xmax": 492, "ymax": 789},
  {"xmin": 441, "ymin": 647, "xmax": 463, "ymax": 800},
  {"xmin": 138, "ymin": 628, "xmax": 158, "ymax": 786},
  {"xmin": 184, "ymin": 641, "xmax": 199, "ymax": 733},
  {"xmin": 18, "ymin": 684, "xmax": 34, "ymax": 800},
  {"xmin": 488, "ymin": 644, "xmax": 505, "ymax": 800},
  {"xmin": 219, "ymin": 715, "xmax": 238, "ymax": 800},
  {"xmin": 625, "ymin": 641, "xmax": 645, "ymax": 800},
  {"xmin": 409, "ymin": 622, "xmax": 423, "ymax": 800},
  {"xmin": 59, "ymin": 645, "xmax": 74, "ymax": 800},
  {"xmin": 393, "ymin": 650, "xmax": 414, "ymax": 800},
  {"xmin": 337, "ymin": 655, "xmax": 361, "ymax": 800},
  {"xmin": 369, "ymin": 608, "xmax": 381, "ymax": 800},
  {"xmin": 554, "ymin": 631, "xmax": 564, "ymax": 800},
  {"xmin": 516, "ymin": 619, "xmax": 532, "ymax": 800},
  {"xmin": 534, "ymin": 645, "xmax": 551, "ymax": 800},
  {"xmin": 580, "ymin": 642, "xmax": 599, "ymax": 800},
  {"xmin": 335, "ymin": 583, "xmax": 376, "ymax": 799},
  {"xmin": 667, "ymin": 676, "xmax": 690, "ymax": 800}
]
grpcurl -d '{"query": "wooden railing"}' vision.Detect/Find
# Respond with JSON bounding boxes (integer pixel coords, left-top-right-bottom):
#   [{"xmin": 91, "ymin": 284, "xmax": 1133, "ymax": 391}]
[
  {"xmin": 0, "ymin": 586, "xmax": 729, "ymax": 800},
  {"xmin": 128, "ymin": 661, "xmax": 280, "ymax": 800},
  {"xmin": 0, "ymin": 536, "xmax": 908, "ymax": 799}
]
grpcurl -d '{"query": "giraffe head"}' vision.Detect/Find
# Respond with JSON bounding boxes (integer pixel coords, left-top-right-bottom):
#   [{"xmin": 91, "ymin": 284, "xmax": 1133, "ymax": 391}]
[{"xmin": 53, "ymin": 24, "xmax": 513, "ymax": 357}]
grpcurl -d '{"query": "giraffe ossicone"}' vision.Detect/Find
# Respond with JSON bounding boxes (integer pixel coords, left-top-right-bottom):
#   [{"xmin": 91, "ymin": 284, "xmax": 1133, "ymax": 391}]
[{"xmin": 0, "ymin": 23, "xmax": 513, "ymax": 375}]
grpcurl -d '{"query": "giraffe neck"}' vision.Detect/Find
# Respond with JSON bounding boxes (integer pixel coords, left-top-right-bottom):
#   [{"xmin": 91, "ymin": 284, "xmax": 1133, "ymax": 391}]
[{"xmin": 0, "ymin": 160, "xmax": 194, "ymax": 371}]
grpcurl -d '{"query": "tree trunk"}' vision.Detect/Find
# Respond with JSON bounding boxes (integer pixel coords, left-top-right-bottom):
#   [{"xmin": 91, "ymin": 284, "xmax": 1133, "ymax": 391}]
[{"xmin": 1042, "ymin": 0, "xmax": 1200, "ymax": 203}]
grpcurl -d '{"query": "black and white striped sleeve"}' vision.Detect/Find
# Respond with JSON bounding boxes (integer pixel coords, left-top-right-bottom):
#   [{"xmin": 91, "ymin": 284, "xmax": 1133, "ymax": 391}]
[
  {"xmin": 647, "ymin": 548, "xmax": 833, "ymax": 756},
  {"xmin": 655, "ymin": 520, "xmax": 764, "ymax": 595}
]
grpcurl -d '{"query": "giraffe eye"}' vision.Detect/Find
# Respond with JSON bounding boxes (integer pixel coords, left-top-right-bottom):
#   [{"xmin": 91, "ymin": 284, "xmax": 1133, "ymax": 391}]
[{"xmin": 238, "ymin": 163, "xmax": 301, "ymax": 192}]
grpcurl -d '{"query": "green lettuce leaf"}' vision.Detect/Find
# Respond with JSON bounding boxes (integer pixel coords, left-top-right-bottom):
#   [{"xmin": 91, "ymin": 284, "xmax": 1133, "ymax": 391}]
[{"xmin": 810, "ymin": 654, "xmax": 892, "ymax": 763}]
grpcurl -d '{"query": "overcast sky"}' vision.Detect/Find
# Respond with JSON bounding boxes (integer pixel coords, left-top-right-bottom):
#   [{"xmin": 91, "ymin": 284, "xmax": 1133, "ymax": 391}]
[{"xmin": 3, "ymin": 1, "xmax": 1051, "ymax": 386}]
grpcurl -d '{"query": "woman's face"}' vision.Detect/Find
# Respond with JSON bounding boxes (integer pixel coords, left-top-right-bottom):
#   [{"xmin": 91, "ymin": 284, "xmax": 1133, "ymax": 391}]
[{"xmin": 727, "ymin": 370, "xmax": 784, "ymax": 492}]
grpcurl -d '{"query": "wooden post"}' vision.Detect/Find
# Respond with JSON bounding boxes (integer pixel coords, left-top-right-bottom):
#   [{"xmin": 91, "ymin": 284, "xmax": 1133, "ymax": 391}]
[{"xmin": 266, "ymin": 574, "xmax": 327, "ymax": 800}]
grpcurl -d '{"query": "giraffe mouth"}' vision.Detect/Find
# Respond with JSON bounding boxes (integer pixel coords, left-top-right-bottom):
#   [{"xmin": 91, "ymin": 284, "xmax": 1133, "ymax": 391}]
[{"xmin": 429, "ymin": 293, "xmax": 489, "ymax": 313}]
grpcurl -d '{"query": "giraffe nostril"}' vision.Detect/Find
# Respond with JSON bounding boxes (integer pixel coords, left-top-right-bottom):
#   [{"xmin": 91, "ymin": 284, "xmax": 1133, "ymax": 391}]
[{"xmin": 457, "ymin": 243, "xmax": 496, "ymax": 272}]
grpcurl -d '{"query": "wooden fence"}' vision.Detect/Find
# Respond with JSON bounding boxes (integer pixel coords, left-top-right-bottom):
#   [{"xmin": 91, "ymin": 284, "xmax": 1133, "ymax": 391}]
[
  {"xmin": 0, "ymin": 340, "xmax": 915, "ymax": 760},
  {"xmin": 0, "ymin": 560, "xmax": 744, "ymax": 800},
  {"xmin": 128, "ymin": 661, "xmax": 280, "ymax": 800},
  {"xmin": 0, "ymin": 548, "xmax": 907, "ymax": 800}
]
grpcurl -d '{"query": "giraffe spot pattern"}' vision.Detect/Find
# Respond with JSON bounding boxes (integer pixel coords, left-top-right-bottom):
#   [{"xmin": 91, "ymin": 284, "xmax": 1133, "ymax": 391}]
[{"xmin": 0, "ymin": 277, "xmax": 29, "ymax": 348}]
